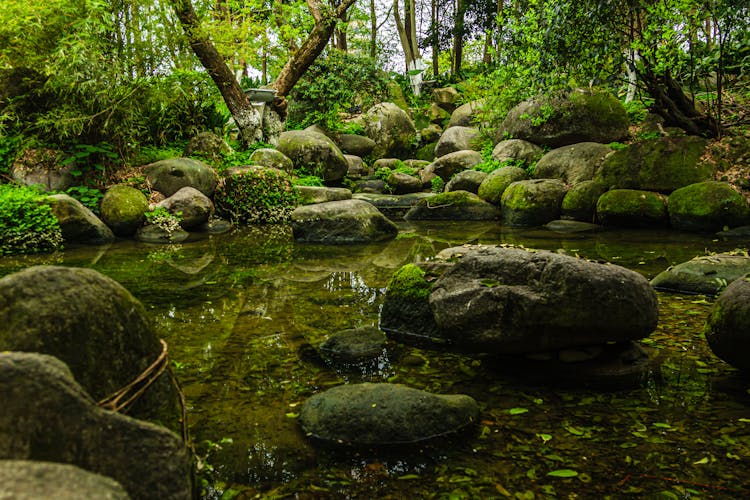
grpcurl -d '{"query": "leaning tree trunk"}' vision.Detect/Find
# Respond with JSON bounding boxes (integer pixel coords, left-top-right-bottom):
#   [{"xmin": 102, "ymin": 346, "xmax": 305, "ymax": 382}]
[{"xmin": 170, "ymin": 0, "xmax": 262, "ymax": 146}]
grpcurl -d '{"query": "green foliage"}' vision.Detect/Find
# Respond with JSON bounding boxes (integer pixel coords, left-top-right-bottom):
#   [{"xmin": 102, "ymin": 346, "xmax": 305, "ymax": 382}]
[
  {"xmin": 293, "ymin": 175, "xmax": 324, "ymax": 187},
  {"xmin": 65, "ymin": 185, "xmax": 104, "ymax": 214},
  {"xmin": 0, "ymin": 183, "xmax": 63, "ymax": 255},
  {"xmin": 144, "ymin": 206, "xmax": 183, "ymax": 234},
  {"xmin": 287, "ymin": 51, "xmax": 391, "ymax": 130},
  {"xmin": 0, "ymin": 134, "xmax": 22, "ymax": 176},
  {"xmin": 211, "ymin": 142, "xmax": 274, "ymax": 172},
  {"xmin": 623, "ymin": 100, "xmax": 650, "ymax": 124},
  {"xmin": 61, "ymin": 142, "xmax": 118, "ymax": 182},
  {"xmin": 431, "ymin": 176, "xmax": 445, "ymax": 193},
  {"xmin": 214, "ymin": 168, "xmax": 299, "ymax": 224}
]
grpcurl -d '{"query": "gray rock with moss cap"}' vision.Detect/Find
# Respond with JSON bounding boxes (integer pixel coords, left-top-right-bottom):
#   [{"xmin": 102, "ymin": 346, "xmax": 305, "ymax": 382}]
[
  {"xmin": 594, "ymin": 136, "xmax": 712, "ymax": 192},
  {"xmin": 498, "ymin": 89, "xmax": 628, "ymax": 147},
  {"xmin": 363, "ymin": 102, "xmax": 417, "ymax": 159},
  {"xmin": 405, "ymin": 190, "xmax": 500, "ymax": 220},
  {"xmin": 249, "ymin": 148, "xmax": 294, "ymax": 173},
  {"xmin": 427, "ymin": 150, "xmax": 483, "ymax": 181},
  {"xmin": 0, "ymin": 352, "xmax": 192, "ymax": 500},
  {"xmin": 445, "ymin": 170, "xmax": 487, "ymax": 193},
  {"xmin": 291, "ymin": 199, "xmax": 398, "ymax": 243},
  {"xmin": 705, "ymin": 277, "xmax": 750, "ymax": 370},
  {"xmin": 100, "ymin": 184, "xmax": 149, "ymax": 237},
  {"xmin": 492, "ymin": 139, "xmax": 544, "ymax": 166},
  {"xmin": 380, "ymin": 245, "xmax": 658, "ymax": 353},
  {"xmin": 277, "ymin": 130, "xmax": 349, "ymax": 182},
  {"xmin": 650, "ymin": 254, "xmax": 750, "ymax": 295},
  {"xmin": 44, "ymin": 193, "xmax": 114, "ymax": 245},
  {"xmin": 596, "ymin": 189, "xmax": 668, "ymax": 228},
  {"xmin": 561, "ymin": 180, "xmax": 607, "ymax": 222},
  {"xmin": 534, "ymin": 142, "xmax": 613, "ymax": 185},
  {"xmin": 477, "ymin": 166, "xmax": 529, "ymax": 205},
  {"xmin": 501, "ymin": 179, "xmax": 566, "ymax": 227},
  {"xmin": 299, "ymin": 383, "xmax": 479, "ymax": 446},
  {"xmin": 667, "ymin": 181, "xmax": 750, "ymax": 232},
  {"xmin": 434, "ymin": 126, "xmax": 480, "ymax": 158}
]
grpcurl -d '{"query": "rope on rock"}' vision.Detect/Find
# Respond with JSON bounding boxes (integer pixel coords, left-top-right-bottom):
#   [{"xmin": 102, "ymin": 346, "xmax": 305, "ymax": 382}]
[{"xmin": 97, "ymin": 339, "xmax": 190, "ymax": 443}]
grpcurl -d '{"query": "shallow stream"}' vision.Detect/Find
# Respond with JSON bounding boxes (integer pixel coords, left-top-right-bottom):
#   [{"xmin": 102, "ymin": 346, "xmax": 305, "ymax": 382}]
[{"xmin": 2, "ymin": 222, "xmax": 749, "ymax": 499}]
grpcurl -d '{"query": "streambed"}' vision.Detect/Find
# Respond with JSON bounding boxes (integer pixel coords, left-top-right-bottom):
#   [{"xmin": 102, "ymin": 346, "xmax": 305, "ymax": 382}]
[{"xmin": 1, "ymin": 222, "xmax": 749, "ymax": 499}]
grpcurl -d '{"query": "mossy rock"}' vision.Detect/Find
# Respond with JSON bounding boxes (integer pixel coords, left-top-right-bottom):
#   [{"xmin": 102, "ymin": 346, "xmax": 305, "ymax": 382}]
[
  {"xmin": 214, "ymin": 166, "xmax": 299, "ymax": 224},
  {"xmin": 416, "ymin": 142, "xmax": 437, "ymax": 162},
  {"xmin": 249, "ymin": 148, "xmax": 294, "ymax": 174},
  {"xmin": 533, "ymin": 142, "xmax": 613, "ymax": 185},
  {"xmin": 363, "ymin": 102, "xmax": 417, "ymax": 159},
  {"xmin": 705, "ymin": 277, "xmax": 750, "ymax": 371},
  {"xmin": 143, "ymin": 157, "xmax": 219, "ymax": 197},
  {"xmin": 596, "ymin": 189, "xmax": 668, "ymax": 228},
  {"xmin": 667, "ymin": 181, "xmax": 750, "ymax": 232},
  {"xmin": 99, "ymin": 184, "xmax": 149, "ymax": 237},
  {"xmin": 650, "ymin": 254, "xmax": 750, "ymax": 295},
  {"xmin": 277, "ymin": 130, "xmax": 349, "ymax": 182},
  {"xmin": 405, "ymin": 190, "xmax": 501, "ymax": 220},
  {"xmin": 498, "ymin": 89, "xmax": 628, "ymax": 147},
  {"xmin": 561, "ymin": 180, "xmax": 607, "ymax": 222},
  {"xmin": 477, "ymin": 166, "xmax": 529, "ymax": 205},
  {"xmin": 501, "ymin": 179, "xmax": 566, "ymax": 227},
  {"xmin": 319, "ymin": 326, "xmax": 387, "ymax": 363},
  {"xmin": 595, "ymin": 136, "xmax": 713, "ymax": 192}
]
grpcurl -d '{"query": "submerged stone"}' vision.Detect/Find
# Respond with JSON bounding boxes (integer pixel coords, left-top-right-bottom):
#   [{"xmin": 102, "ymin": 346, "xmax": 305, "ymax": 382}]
[
  {"xmin": 291, "ymin": 199, "xmax": 398, "ymax": 244},
  {"xmin": 650, "ymin": 254, "xmax": 750, "ymax": 295},
  {"xmin": 319, "ymin": 326, "xmax": 387, "ymax": 363},
  {"xmin": 299, "ymin": 383, "xmax": 479, "ymax": 446}
]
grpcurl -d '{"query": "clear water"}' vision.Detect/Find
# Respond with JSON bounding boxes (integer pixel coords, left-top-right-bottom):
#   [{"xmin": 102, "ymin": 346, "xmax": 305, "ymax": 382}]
[{"xmin": 2, "ymin": 222, "xmax": 749, "ymax": 499}]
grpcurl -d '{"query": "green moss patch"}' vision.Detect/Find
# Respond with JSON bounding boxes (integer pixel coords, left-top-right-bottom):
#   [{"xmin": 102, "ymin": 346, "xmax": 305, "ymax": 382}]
[{"xmin": 387, "ymin": 263, "xmax": 432, "ymax": 300}]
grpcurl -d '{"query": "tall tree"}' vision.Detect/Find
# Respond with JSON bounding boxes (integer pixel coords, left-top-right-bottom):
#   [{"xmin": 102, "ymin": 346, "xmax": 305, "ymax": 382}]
[
  {"xmin": 170, "ymin": 0, "xmax": 357, "ymax": 145},
  {"xmin": 394, "ymin": 0, "xmax": 424, "ymax": 94}
]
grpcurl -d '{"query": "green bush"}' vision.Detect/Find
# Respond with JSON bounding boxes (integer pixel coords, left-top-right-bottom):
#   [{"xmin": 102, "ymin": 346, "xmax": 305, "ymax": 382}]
[
  {"xmin": 293, "ymin": 175, "xmax": 324, "ymax": 187},
  {"xmin": 214, "ymin": 168, "xmax": 299, "ymax": 224},
  {"xmin": 0, "ymin": 184, "xmax": 63, "ymax": 255}
]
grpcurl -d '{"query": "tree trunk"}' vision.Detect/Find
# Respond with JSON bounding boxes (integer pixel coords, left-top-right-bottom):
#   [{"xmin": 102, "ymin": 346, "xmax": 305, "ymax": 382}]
[
  {"xmin": 170, "ymin": 0, "xmax": 262, "ymax": 146},
  {"xmin": 370, "ymin": 0, "xmax": 377, "ymax": 59},
  {"xmin": 431, "ymin": 0, "xmax": 439, "ymax": 76},
  {"xmin": 394, "ymin": 0, "xmax": 424, "ymax": 94},
  {"xmin": 451, "ymin": 0, "xmax": 466, "ymax": 79}
]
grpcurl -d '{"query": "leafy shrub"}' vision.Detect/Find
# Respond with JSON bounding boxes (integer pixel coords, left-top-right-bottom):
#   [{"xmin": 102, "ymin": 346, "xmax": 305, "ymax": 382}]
[
  {"xmin": 144, "ymin": 206, "xmax": 182, "ymax": 235},
  {"xmin": 65, "ymin": 185, "xmax": 104, "ymax": 214},
  {"xmin": 0, "ymin": 184, "xmax": 63, "ymax": 255},
  {"xmin": 214, "ymin": 168, "xmax": 299, "ymax": 224},
  {"xmin": 287, "ymin": 52, "xmax": 391, "ymax": 130},
  {"xmin": 0, "ymin": 133, "xmax": 21, "ymax": 176},
  {"xmin": 293, "ymin": 175, "xmax": 324, "ymax": 187}
]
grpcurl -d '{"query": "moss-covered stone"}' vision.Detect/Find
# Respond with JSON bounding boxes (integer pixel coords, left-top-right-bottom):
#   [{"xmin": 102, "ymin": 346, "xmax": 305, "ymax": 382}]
[
  {"xmin": 99, "ymin": 184, "xmax": 148, "ymax": 237},
  {"xmin": 277, "ymin": 130, "xmax": 349, "ymax": 182},
  {"xmin": 388, "ymin": 263, "xmax": 432, "ymax": 300},
  {"xmin": 705, "ymin": 277, "xmax": 750, "ymax": 371},
  {"xmin": 215, "ymin": 166, "xmax": 299, "ymax": 224},
  {"xmin": 498, "ymin": 89, "xmax": 628, "ymax": 147},
  {"xmin": 561, "ymin": 180, "xmax": 607, "ymax": 222},
  {"xmin": 596, "ymin": 189, "xmax": 668, "ymax": 228},
  {"xmin": 477, "ymin": 166, "xmax": 528, "ymax": 205},
  {"xmin": 595, "ymin": 136, "xmax": 713, "ymax": 192},
  {"xmin": 416, "ymin": 142, "xmax": 437, "ymax": 162},
  {"xmin": 143, "ymin": 157, "xmax": 219, "ymax": 197},
  {"xmin": 500, "ymin": 179, "xmax": 566, "ymax": 227},
  {"xmin": 405, "ymin": 190, "xmax": 501, "ymax": 220},
  {"xmin": 667, "ymin": 181, "xmax": 750, "ymax": 232}
]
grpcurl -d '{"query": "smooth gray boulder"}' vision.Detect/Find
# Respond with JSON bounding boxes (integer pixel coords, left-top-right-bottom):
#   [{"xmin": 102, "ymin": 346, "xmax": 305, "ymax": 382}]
[
  {"xmin": 297, "ymin": 186, "xmax": 353, "ymax": 205},
  {"xmin": 319, "ymin": 326, "xmax": 387, "ymax": 363},
  {"xmin": 184, "ymin": 131, "xmax": 231, "ymax": 162},
  {"xmin": 434, "ymin": 126, "xmax": 480, "ymax": 158},
  {"xmin": 291, "ymin": 199, "xmax": 398, "ymax": 243},
  {"xmin": 299, "ymin": 383, "xmax": 479, "ymax": 446},
  {"xmin": 44, "ymin": 194, "xmax": 115, "ymax": 245},
  {"xmin": 498, "ymin": 89, "xmax": 628, "ymax": 147},
  {"xmin": 336, "ymin": 134, "xmax": 376, "ymax": 158},
  {"xmin": 0, "ymin": 352, "xmax": 191, "ymax": 500},
  {"xmin": 155, "ymin": 186, "xmax": 213, "ymax": 229},
  {"xmin": 277, "ymin": 130, "xmax": 349, "ymax": 182},
  {"xmin": 705, "ymin": 278, "xmax": 750, "ymax": 371},
  {"xmin": 432, "ymin": 87, "xmax": 459, "ymax": 111},
  {"xmin": 249, "ymin": 148, "xmax": 294, "ymax": 174},
  {"xmin": 533, "ymin": 142, "xmax": 613, "ymax": 185},
  {"xmin": 650, "ymin": 254, "xmax": 750, "ymax": 295},
  {"xmin": 0, "ymin": 266, "xmax": 181, "ymax": 431},
  {"xmin": 405, "ymin": 191, "xmax": 501, "ymax": 221},
  {"xmin": 0, "ymin": 460, "xmax": 130, "ymax": 500},
  {"xmin": 445, "ymin": 170, "xmax": 488, "ymax": 194},
  {"xmin": 143, "ymin": 158, "xmax": 219, "ymax": 197},
  {"xmin": 387, "ymin": 171, "xmax": 422, "ymax": 194},
  {"xmin": 380, "ymin": 245, "xmax": 658, "ymax": 353},
  {"xmin": 10, "ymin": 148, "xmax": 76, "ymax": 192},
  {"xmin": 99, "ymin": 185, "xmax": 149, "ymax": 237},
  {"xmin": 501, "ymin": 179, "xmax": 567, "ymax": 227},
  {"xmin": 353, "ymin": 192, "xmax": 434, "ymax": 219},
  {"xmin": 363, "ymin": 102, "xmax": 417, "ymax": 159},
  {"xmin": 492, "ymin": 139, "xmax": 544, "ymax": 166},
  {"xmin": 448, "ymin": 99, "xmax": 485, "ymax": 128},
  {"xmin": 344, "ymin": 154, "xmax": 367, "ymax": 178},
  {"xmin": 427, "ymin": 150, "xmax": 483, "ymax": 181}
]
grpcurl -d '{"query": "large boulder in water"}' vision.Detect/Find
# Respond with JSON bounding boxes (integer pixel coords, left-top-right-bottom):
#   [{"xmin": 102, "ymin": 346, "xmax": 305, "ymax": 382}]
[
  {"xmin": 498, "ymin": 89, "xmax": 628, "ymax": 148},
  {"xmin": 0, "ymin": 266, "xmax": 181, "ymax": 431},
  {"xmin": 44, "ymin": 193, "xmax": 115, "ymax": 245},
  {"xmin": 143, "ymin": 158, "xmax": 219, "ymax": 197},
  {"xmin": 667, "ymin": 181, "xmax": 750, "ymax": 232},
  {"xmin": 291, "ymin": 199, "xmax": 398, "ymax": 243},
  {"xmin": 277, "ymin": 130, "xmax": 349, "ymax": 182},
  {"xmin": 0, "ymin": 460, "xmax": 130, "ymax": 500},
  {"xmin": 650, "ymin": 254, "xmax": 750, "ymax": 296},
  {"xmin": 594, "ymin": 136, "xmax": 712, "ymax": 193},
  {"xmin": 501, "ymin": 179, "xmax": 566, "ymax": 227},
  {"xmin": 363, "ymin": 102, "xmax": 417, "ymax": 159},
  {"xmin": 380, "ymin": 245, "xmax": 658, "ymax": 353},
  {"xmin": 477, "ymin": 166, "xmax": 529, "ymax": 205},
  {"xmin": 595, "ymin": 189, "xmax": 668, "ymax": 228},
  {"xmin": 299, "ymin": 383, "xmax": 479, "ymax": 446},
  {"xmin": 0, "ymin": 352, "xmax": 192, "ymax": 500},
  {"xmin": 705, "ymin": 277, "xmax": 750, "ymax": 371},
  {"xmin": 405, "ymin": 191, "xmax": 500, "ymax": 221}
]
